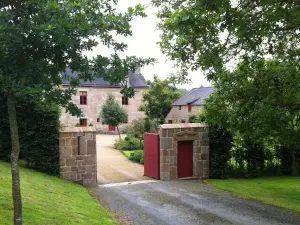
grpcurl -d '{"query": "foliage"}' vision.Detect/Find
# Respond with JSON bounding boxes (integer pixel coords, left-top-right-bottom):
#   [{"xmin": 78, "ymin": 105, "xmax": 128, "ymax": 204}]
[
  {"xmin": 124, "ymin": 118, "xmax": 159, "ymax": 139},
  {"xmin": 0, "ymin": 1, "xmax": 154, "ymax": 222},
  {"xmin": 209, "ymin": 126, "xmax": 233, "ymax": 178},
  {"xmin": 276, "ymin": 146, "xmax": 300, "ymax": 176},
  {"xmin": 100, "ymin": 94, "xmax": 128, "ymax": 138},
  {"xmin": 153, "ymin": 0, "xmax": 300, "ymax": 76},
  {"xmin": 207, "ymin": 177, "xmax": 300, "ymax": 213},
  {"xmin": 124, "ymin": 150, "xmax": 144, "ymax": 164},
  {"xmin": 153, "ymin": 0, "xmax": 300, "ymax": 176},
  {"xmin": 188, "ymin": 115, "xmax": 197, "ymax": 123},
  {"xmin": 0, "ymin": 94, "xmax": 59, "ymax": 175},
  {"xmin": 0, "ymin": 161, "xmax": 117, "ymax": 225},
  {"xmin": 115, "ymin": 137, "xmax": 142, "ymax": 151},
  {"xmin": 139, "ymin": 76, "xmax": 184, "ymax": 123},
  {"xmin": 204, "ymin": 59, "xmax": 300, "ymax": 175}
]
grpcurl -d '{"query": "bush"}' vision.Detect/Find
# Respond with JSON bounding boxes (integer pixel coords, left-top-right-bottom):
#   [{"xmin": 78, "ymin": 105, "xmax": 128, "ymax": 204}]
[
  {"xmin": 128, "ymin": 150, "xmax": 144, "ymax": 164},
  {"xmin": 0, "ymin": 94, "xmax": 60, "ymax": 175},
  {"xmin": 209, "ymin": 126, "xmax": 233, "ymax": 178},
  {"xmin": 124, "ymin": 118, "xmax": 159, "ymax": 139},
  {"xmin": 114, "ymin": 137, "xmax": 142, "ymax": 150}
]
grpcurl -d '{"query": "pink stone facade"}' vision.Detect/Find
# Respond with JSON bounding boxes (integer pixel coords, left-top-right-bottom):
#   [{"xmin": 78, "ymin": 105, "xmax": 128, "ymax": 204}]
[
  {"xmin": 166, "ymin": 105, "xmax": 204, "ymax": 124},
  {"xmin": 60, "ymin": 87, "xmax": 146, "ymax": 132},
  {"xmin": 59, "ymin": 127, "xmax": 97, "ymax": 186},
  {"xmin": 158, "ymin": 123, "xmax": 210, "ymax": 181}
]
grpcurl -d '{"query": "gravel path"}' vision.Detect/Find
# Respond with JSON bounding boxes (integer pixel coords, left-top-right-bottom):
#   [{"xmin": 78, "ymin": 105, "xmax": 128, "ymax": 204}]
[
  {"xmin": 94, "ymin": 180, "xmax": 300, "ymax": 225},
  {"xmin": 96, "ymin": 134, "xmax": 151, "ymax": 184}
]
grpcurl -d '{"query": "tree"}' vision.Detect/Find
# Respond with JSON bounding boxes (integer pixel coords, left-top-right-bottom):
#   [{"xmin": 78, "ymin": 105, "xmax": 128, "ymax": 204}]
[
  {"xmin": 204, "ymin": 58, "xmax": 300, "ymax": 175},
  {"xmin": 152, "ymin": 0, "xmax": 300, "ymax": 77},
  {"xmin": 0, "ymin": 1, "xmax": 153, "ymax": 224},
  {"xmin": 152, "ymin": 0, "xmax": 300, "ymax": 175},
  {"xmin": 100, "ymin": 94, "xmax": 128, "ymax": 139},
  {"xmin": 139, "ymin": 76, "xmax": 184, "ymax": 123}
]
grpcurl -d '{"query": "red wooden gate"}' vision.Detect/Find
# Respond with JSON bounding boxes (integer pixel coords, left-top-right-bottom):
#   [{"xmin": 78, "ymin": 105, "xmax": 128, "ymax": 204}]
[
  {"xmin": 178, "ymin": 141, "xmax": 193, "ymax": 178},
  {"xmin": 144, "ymin": 133, "xmax": 160, "ymax": 179}
]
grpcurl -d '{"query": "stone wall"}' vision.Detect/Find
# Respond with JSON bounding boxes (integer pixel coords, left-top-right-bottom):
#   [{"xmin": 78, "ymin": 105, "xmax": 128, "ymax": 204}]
[
  {"xmin": 60, "ymin": 87, "xmax": 146, "ymax": 132},
  {"xmin": 158, "ymin": 123, "xmax": 209, "ymax": 181},
  {"xmin": 166, "ymin": 105, "xmax": 203, "ymax": 124},
  {"xmin": 59, "ymin": 127, "xmax": 97, "ymax": 186}
]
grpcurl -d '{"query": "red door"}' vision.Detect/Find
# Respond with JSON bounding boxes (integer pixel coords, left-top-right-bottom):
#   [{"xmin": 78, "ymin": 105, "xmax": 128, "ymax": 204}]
[
  {"xmin": 108, "ymin": 126, "xmax": 116, "ymax": 131},
  {"xmin": 144, "ymin": 133, "xmax": 160, "ymax": 179},
  {"xmin": 178, "ymin": 141, "xmax": 193, "ymax": 178}
]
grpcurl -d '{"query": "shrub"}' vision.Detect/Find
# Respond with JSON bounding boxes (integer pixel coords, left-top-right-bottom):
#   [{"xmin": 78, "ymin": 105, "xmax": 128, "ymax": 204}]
[
  {"xmin": 127, "ymin": 150, "xmax": 144, "ymax": 164},
  {"xmin": 124, "ymin": 118, "xmax": 159, "ymax": 139},
  {"xmin": 209, "ymin": 126, "xmax": 233, "ymax": 178},
  {"xmin": 114, "ymin": 137, "xmax": 142, "ymax": 150},
  {"xmin": 0, "ymin": 94, "xmax": 60, "ymax": 175}
]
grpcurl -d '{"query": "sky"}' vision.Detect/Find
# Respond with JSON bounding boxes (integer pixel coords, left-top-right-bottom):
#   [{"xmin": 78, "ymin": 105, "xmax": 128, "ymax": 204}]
[{"xmin": 84, "ymin": 0, "xmax": 211, "ymax": 90}]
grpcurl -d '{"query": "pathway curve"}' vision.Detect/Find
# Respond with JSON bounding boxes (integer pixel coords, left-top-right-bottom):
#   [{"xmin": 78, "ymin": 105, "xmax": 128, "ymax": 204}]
[{"xmin": 96, "ymin": 134, "xmax": 151, "ymax": 184}]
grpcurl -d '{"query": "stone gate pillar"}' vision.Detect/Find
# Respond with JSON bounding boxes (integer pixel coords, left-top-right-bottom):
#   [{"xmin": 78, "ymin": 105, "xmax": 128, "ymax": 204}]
[
  {"xmin": 59, "ymin": 127, "xmax": 97, "ymax": 186},
  {"xmin": 158, "ymin": 123, "xmax": 210, "ymax": 181}
]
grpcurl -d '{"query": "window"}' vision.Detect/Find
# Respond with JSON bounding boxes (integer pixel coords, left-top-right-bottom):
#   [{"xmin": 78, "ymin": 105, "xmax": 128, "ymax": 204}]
[
  {"xmin": 181, "ymin": 119, "xmax": 186, "ymax": 123},
  {"xmin": 123, "ymin": 116, "xmax": 128, "ymax": 124},
  {"xmin": 168, "ymin": 120, "xmax": 173, "ymax": 124},
  {"xmin": 97, "ymin": 118, "xmax": 100, "ymax": 123},
  {"xmin": 188, "ymin": 104, "xmax": 192, "ymax": 112},
  {"xmin": 80, "ymin": 91, "xmax": 87, "ymax": 105},
  {"xmin": 79, "ymin": 118, "xmax": 87, "ymax": 127},
  {"xmin": 122, "ymin": 96, "xmax": 128, "ymax": 105},
  {"xmin": 179, "ymin": 105, "xmax": 182, "ymax": 110}
]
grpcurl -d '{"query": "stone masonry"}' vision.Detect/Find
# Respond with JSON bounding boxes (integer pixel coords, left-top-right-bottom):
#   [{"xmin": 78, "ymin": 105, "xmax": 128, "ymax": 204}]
[
  {"xmin": 60, "ymin": 87, "xmax": 146, "ymax": 132},
  {"xmin": 59, "ymin": 127, "xmax": 97, "ymax": 186},
  {"xmin": 158, "ymin": 123, "xmax": 210, "ymax": 181}
]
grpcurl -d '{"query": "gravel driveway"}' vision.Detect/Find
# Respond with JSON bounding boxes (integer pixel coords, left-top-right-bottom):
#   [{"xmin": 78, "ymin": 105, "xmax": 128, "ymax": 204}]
[{"xmin": 94, "ymin": 180, "xmax": 300, "ymax": 225}]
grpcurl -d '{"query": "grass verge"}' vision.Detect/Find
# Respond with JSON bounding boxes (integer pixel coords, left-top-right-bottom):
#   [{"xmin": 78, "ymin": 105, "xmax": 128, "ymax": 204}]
[
  {"xmin": 122, "ymin": 150, "xmax": 144, "ymax": 164},
  {"xmin": 207, "ymin": 177, "xmax": 300, "ymax": 213},
  {"xmin": 0, "ymin": 161, "xmax": 117, "ymax": 225}
]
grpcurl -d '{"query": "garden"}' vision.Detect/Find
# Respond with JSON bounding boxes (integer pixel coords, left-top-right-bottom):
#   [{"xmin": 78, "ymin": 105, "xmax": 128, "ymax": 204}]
[{"xmin": 114, "ymin": 118, "xmax": 159, "ymax": 165}]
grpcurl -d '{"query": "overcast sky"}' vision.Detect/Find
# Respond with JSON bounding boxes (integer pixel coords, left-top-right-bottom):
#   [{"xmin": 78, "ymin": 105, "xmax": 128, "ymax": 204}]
[{"xmin": 85, "ymin": 0, "xmax": 211, "ymax": 90}]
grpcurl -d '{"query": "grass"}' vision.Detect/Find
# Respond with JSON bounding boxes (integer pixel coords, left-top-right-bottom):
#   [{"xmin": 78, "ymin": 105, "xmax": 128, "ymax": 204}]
[
  {"xmin": 0, "ymin": 161, "xmax": 117, "ymax": 225},
  {"xmin": 207, "ymin": 177, "xmax": 300, "ymax": 213},
  {"xmin": 122, "ymin": 150, "xmax": 134, "ymax": 158}
]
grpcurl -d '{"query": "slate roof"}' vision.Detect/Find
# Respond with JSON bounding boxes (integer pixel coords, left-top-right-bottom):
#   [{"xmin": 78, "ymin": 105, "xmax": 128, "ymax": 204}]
[
  {"xmin": 62, "ymin": 68, "xmax": 148, "ymax": 88},
  {"xmin": 172, "ymin": 87, "xmax": 215, "ymax": 106}
]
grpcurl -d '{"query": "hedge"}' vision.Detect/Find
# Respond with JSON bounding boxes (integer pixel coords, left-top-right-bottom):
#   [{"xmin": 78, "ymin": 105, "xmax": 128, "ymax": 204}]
[
  {"xmin": 0, "ymin": 94, "xmax": 60, "ymax": 175},
  {"xmin": 209, "ymin": 125, "xmax": 300, "ymax": 178}
]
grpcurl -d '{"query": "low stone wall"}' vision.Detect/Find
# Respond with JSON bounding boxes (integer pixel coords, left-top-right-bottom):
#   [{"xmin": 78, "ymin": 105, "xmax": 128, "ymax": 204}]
[
  {"xmin": 158, "ymin": 123, "xmax": 210, "ymax": 181},
  {"xmin": 59, "ymin": 127, "xmax": 97, "ymax": 186}
]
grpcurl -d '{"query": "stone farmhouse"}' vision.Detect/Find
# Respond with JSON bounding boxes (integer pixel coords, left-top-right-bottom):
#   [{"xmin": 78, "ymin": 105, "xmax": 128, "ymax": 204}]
[
  {"xmin": 166, "ymin": 87, "xmax": 215, "ymax": 124},
  {"xmin": 60, "ymin": 68, "xmax": 147, "ymax": 132}
]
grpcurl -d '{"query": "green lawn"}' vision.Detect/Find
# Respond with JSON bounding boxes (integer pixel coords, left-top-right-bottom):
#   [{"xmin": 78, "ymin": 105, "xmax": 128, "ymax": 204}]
[
  {"xmin": 207, "ymin": 177, "xmax": 300, "ymax": 213},
  {"xmin": 122, "ymin": 150, "xmax": 133, "ymax": 158},
  {"xmin": 0, "ymin": 161, "xmax": 117, "ymax": 225}
]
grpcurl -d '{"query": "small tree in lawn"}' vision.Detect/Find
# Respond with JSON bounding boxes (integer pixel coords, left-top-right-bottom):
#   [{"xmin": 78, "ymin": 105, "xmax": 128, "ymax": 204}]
[{"xmin": 101, "ymin": 94, "xmax": 127, "ymax": 139}]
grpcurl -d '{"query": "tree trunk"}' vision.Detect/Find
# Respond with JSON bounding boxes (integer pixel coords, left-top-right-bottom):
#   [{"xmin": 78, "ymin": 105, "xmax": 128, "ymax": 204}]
[
  {"xmin": 116, "ymin": 125, "xmax": 121, "ymax": 140},
  {"xmin": 7, "ymin": 92, "xmax": 22, "ymax": 225}
]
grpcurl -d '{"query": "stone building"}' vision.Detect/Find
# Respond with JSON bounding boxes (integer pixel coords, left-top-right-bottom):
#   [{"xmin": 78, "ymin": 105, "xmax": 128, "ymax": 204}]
[
  {"xmin": 60, "ymin": 68, "xmax": 147, "ymax": 132},
  {"xmin": 166, "ymin": 87, "xmax": 215, "ymax": 124}
]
